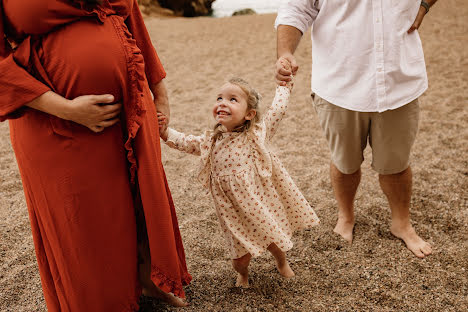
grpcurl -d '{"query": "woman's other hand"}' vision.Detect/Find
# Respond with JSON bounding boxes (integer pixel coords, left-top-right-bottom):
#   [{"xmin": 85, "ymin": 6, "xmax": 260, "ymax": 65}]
[
  {"xmin": 157, "ymin": 112, "xmax": 168, "ymax": 141},
  {"xmin": 151, "ymin": 80, "xmax": 170, "ymax": 125}
]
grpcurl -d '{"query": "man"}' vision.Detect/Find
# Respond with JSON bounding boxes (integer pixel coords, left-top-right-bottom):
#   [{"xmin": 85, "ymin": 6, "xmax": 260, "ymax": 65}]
[{"xmin": 275, "ymin": 0, "xmax": 437, "ymax": 258}]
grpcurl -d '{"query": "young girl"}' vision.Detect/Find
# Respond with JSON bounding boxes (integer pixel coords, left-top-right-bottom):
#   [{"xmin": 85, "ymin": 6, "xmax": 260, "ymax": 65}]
[{"xmin": 158, "ymin": 62, "xmax": 319, "ymax": 287}]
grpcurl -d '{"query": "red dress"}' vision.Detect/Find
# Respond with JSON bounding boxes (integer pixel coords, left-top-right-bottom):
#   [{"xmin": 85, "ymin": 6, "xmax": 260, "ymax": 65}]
[{"xmin": 0, "ymin": 0, "xmax": 191, "ymax": 311}]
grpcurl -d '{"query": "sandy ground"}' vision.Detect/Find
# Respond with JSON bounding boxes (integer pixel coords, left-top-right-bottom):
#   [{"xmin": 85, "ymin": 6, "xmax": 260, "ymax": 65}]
[{"xmin": 1, "ymin": 1, "xmax": 467, "ymax": 311}]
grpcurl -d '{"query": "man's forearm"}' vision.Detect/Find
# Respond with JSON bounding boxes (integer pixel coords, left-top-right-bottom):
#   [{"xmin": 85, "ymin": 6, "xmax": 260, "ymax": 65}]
[{"xmin": 277, "ymin": 25, "xmax": 303, "ymax": 59}]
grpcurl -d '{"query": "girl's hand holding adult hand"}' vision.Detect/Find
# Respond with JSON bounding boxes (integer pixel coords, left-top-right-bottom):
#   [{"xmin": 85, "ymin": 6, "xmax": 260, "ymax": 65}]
[{"xmin": 64, "ymin": 94, "xmax": 122, "ymax": 133}]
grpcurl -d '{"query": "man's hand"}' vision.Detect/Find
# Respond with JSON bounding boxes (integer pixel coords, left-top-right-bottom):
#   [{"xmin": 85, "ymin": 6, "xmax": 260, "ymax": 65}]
[
  {"xmin": 276, "ymin": 25, "xmax": 302, "ymax": 86},
  {"xmin": 408, "ymin": 6, "xmax": 428, "ymax": 33},
  {"xmin": 157, "ymin": 112, "xmax": 169, "ymax": 141},
  {"xmin": 276, "ymin": 54, "xmax": 298, "ymax": 86}
]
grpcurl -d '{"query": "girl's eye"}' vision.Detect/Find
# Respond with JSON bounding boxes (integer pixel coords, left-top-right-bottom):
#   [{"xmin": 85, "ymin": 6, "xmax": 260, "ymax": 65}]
[
  {"xmin": 230, "ymin": 98, "xmax": 237, "ymax": 102},
  {"xmin": 217, "ymin": 97, "xmax": 222, "ymax": 101}
]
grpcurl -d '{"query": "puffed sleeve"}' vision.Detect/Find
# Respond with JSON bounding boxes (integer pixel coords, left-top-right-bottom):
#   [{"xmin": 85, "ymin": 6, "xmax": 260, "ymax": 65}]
[
  {"xmin": 126, "ymin": 0, "xmax": 166, "ymax": 86},
  {"xmin": 263, "ymin": 85, "xmax": 292, "ymax": 141},
  {"xmin": 0, "ymin": 2, "xmax": 51, "ymax": 121},
  {"xmin": 165, "ymin": 128, "xmax": 205, "ymax": 156}
]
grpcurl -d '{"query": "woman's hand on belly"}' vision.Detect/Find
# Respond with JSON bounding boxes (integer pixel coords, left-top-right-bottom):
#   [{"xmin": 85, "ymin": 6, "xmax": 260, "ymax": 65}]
[
  {"xmin": 64, "ymin": 94, "xmax": 122, "ymax": 133},
  {"xmin": 27, "ymin": 92, "xmax": 122, "ymax": 133}
]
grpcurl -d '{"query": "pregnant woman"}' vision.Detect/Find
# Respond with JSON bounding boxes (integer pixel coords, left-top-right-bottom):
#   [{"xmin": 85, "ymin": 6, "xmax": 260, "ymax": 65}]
[{"xmin": 0, "ymin": 0, "xmax": 191, "ymax": 310}]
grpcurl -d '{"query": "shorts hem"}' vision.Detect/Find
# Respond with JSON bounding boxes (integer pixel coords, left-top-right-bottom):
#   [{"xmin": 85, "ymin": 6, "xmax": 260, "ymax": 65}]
[
  {"xmin": 332, "ymin": 160, "xmax": 362, "ymax": 175},
  {"xmin": 372, "ymin": 163, "xmax": 410, "ymax": 175}
]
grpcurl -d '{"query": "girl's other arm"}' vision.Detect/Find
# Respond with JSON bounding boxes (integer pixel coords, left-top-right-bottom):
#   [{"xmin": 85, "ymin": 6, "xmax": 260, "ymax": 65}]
[{"xmin": 157, "ymin": 113, "xmax": 204, "ymax": 156}]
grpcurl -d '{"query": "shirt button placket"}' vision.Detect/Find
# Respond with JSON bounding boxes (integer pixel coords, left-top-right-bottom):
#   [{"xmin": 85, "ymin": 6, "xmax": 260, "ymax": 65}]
[{"xmin": 373, "ymin": 0, "xmax": 387, "ymax": 111}]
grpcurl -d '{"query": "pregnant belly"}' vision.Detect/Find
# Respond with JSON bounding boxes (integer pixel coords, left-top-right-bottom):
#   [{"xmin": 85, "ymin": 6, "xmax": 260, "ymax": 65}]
[{"xmin": 40, "ymin": 18, "xmax": 128, "ymax": 101}]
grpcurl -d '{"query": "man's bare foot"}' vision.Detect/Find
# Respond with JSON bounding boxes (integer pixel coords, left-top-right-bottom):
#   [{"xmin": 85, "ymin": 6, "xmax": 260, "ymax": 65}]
[
  {"xmin": 142, "ymin": 286, "xmax": 188, "ymax": 307},
  {"xmin": 235, "ymin": 273, "xmax": 250, "ymax": 288},
  {"xmin": 333, "ymin": 218, "xmax": 355, "ymax": 244},
  {"xmin": 276, "ymin": 260, "xmax": 295, "ymax": 278},
  {"xmin": 390, "ymin": 224, "xmax": 432, "ymax": 258}
]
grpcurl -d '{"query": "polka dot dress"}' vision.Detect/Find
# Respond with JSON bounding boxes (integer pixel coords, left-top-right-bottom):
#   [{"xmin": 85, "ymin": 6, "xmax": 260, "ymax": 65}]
[{"xmin": 166, "ymin": 86, "xmax": 320, "ymax": 259}]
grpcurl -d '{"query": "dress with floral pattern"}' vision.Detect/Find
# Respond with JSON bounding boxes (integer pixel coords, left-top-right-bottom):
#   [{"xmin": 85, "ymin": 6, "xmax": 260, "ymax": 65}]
[{"xmin": 166, "ymin": 86, "xmax": 320, "ymax": 259}]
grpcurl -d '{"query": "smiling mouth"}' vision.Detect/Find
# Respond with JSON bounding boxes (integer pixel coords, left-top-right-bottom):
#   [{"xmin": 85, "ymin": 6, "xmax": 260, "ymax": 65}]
[{"xmin": 217, "ymin": 111, "xmax": 230, "ymax": 116}]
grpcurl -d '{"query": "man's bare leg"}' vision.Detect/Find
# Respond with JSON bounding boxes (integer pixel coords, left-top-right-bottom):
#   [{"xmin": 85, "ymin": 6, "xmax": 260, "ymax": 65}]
[
  {"xmin": 232, "ymin": 253, "xmax": 252, "ymax": 288},
  {"xmin": 331, "ymin": 163, "xmax": 361, "ymax": 243},
  {"xmin": 379, "ymin": 166, "xmax": 432, "ymax": 258},
  {"xmin": 138, "ymin": 241, "xmax": 188, "ymax": 307},
  {"xmin": 267, "ymin": 243, "xmax": 295, "ymax": 278}
]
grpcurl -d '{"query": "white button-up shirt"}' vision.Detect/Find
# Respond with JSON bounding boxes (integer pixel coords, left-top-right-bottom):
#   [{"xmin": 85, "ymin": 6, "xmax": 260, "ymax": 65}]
[{"xmin": 275, "ymin": 0, "xmax": 428, "ymax": 112}]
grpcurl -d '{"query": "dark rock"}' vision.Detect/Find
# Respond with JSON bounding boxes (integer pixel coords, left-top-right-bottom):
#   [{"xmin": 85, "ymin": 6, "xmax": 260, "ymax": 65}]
[
  {"xmin": 157, "ymin": 0, "xmax": 215, "ymax": 17},
  {"xmin": 232, "ymin": 8, "xmax": 256, "ymax": 16}
]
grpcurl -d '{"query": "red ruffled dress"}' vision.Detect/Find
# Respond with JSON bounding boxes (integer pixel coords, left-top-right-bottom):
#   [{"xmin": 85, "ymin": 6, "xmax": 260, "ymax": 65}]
[{"xmin": 0, "ymin": 0, "xmax": 191, "ymax": 311}]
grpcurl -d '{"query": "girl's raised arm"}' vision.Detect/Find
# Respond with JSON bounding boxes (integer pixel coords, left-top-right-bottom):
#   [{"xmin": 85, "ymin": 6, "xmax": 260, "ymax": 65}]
[{"xmin": 263, "ymin": 85, "xmax": 292, "ymax": 140}]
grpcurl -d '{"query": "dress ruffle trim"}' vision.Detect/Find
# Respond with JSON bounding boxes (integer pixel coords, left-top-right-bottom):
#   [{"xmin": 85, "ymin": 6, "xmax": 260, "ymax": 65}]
[
  {"xmin": 151, "ymin": 264, "xmax": 192, "ymax": 298},
  {"xmin": 71, "ymin": 0, "xmax": 109, "ymax": 22},
  {"xmin": 111, "ymin": 16, "xmax": 147, "ymax": 184}
]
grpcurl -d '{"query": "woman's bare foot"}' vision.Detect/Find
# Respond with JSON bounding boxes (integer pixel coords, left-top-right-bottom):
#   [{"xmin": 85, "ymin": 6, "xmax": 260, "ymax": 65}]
[
  {"xmin": 333, "ymin": 217, "xmax": 355, "ymax": 244},
  {"xmin": 235, "ymin": 273, "xmax": 250, "ymax": 288},
  {"xmin": 267, "ymin": 243, "xmax": 295, "ymax": 278},
  {"xmin": 233, "ymin": 253, "xmax": 252, "ymax": 288},
  {"xmin": 390, "ymin": 223, "xmax": 432, "ymax": 258},
  {"xmin": 142, "ymin": 286, "xmax": 188, "ymax": 307}
]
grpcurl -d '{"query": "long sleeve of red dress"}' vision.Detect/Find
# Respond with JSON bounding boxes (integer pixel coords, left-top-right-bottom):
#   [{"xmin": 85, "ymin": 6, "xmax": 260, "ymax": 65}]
[
  {"xmin": 0, "ymin": 3, "xmax": 50, "ymax": 121},
  {"xmin": 125, "ymin": 0, "xmax": 166, "ymax": 86}
]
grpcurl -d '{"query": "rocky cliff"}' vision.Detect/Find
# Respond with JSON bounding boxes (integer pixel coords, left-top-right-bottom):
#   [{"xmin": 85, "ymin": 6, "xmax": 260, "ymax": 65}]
[{"xmin": 138, "ymin": 0, "xmax": 216, "ymax": 17}]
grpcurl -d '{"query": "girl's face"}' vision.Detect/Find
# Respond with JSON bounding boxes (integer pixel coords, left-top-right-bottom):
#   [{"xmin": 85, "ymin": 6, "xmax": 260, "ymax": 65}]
[{"xmin": 212, "ymin": 83, "xmax": 256, "ymax": 131}]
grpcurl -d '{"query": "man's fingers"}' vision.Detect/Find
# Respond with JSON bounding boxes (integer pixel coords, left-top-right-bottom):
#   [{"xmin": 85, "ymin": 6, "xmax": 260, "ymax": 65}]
[
  {"xmin": 408, "ymin": 8, "xmax": 425, "ymax": 33},
  {"xmin": 278, "ymin": 67, "xmax": 292, "ymax": 77}
]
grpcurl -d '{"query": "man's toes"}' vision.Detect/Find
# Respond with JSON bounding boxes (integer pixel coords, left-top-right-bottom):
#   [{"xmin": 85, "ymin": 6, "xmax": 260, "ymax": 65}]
[
  {"xmin": 413, "ymin": 248, "xmax": 425, "ymax": 258},
  {"xmin": 422, "ymin": 243, "xmax": 432, "ymax": 255}
]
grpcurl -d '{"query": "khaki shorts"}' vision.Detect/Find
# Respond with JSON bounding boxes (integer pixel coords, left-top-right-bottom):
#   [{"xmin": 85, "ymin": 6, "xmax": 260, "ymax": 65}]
[{"xmin": 313, "ymin": 95, "xmax": 420, "ymax": 175}]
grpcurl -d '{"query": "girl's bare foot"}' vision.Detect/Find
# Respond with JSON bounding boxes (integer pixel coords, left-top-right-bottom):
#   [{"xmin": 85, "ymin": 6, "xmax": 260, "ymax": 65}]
[
  {"xmin": 390, "ymin": 223, "xmax": 432, "ymax": 258},
  {"xmin": 235, "ymin": 273, "xmax": 250, "ymax": 288},
  {"xmin": 267, "ymin": 243, "xmax": 295, "ymax": 278},
  {"xmin": 276, "ymin": 260, "xmax": 295, "ymax": 278},
  {"xmin": 232, "ymin": 253, "xmax": 252, "ymax": 288},
  {"xmin": 333, "ymin": 217, "xmax": 355, "ymax": 244}
]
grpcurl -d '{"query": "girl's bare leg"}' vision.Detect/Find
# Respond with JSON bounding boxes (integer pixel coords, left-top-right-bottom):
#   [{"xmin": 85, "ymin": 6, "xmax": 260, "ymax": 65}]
[
  {"xmin": 267, "ymin": 243, "xmax": 295, "ymax": 278},
  {"xmin": 232, "ymin": 253, "xmax": 252, "ymax": 287},
  {"xmin": 138, "ymin": 241, "xmax": 188, "ymax": 307}
]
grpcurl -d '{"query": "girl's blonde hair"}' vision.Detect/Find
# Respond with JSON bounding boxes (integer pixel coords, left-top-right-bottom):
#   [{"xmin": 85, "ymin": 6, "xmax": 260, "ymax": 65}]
[{"xmin": 213, "ymin": 77, "xmax": 261, "ymax": 140}]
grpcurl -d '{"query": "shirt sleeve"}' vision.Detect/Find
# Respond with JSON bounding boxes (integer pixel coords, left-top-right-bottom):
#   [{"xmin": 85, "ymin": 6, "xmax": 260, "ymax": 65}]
[
  {"xmin": 274, "ymin": 0, "xmax": 320, "ymax": 34},
  {"xmin": 0, "ymin": 3, "xmax": 51, "ymax": 122},
  {"xmin": 263, "ymin": 85, "xmax": 292, "ymax": 141},
  {"xmin": 165, "ymin": 128, "xmax": 205, "ymax": 156},
  {"xmin": 126, "ymin": 0, "xmax": 166, "ymax": 87}
]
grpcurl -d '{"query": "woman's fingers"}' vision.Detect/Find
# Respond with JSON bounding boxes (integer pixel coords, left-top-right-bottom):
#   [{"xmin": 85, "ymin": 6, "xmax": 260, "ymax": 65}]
[
  {"xmin": 91, "ymin": 94, "xmax": 115, "ymax": 104},
  {"xmin": 102, "ymin": 109, "xmax": 121, "ymax": 120}
]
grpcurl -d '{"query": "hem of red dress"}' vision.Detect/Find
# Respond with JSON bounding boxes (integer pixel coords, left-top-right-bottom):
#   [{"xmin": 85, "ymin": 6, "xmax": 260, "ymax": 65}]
[{"xmin": 151, "ymin": 265, "xmax": 192, "ymax": 299}]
